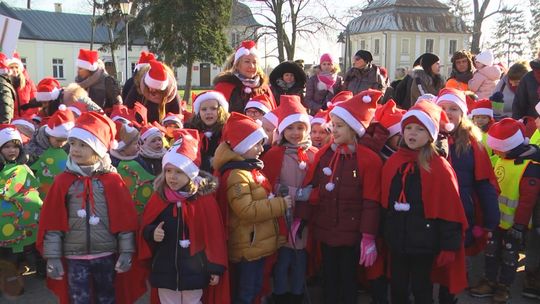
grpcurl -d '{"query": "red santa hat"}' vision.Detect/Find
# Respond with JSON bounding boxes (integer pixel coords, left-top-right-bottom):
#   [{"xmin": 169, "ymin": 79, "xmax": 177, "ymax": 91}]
[
  {"xmin": 330, "ymin": 90, "xmax": 353, "ymax": 106},
  {"xmin": 110, "ymin": 104, "xmax": 137, "ymax": 124},
  {"xmin": 135, "ymin": 51, "xmax": 156, "ymax": 71},
  {"xmin": 401, "ymin": 100, "xmax": 454, "ymax": 140},
  {"xmin": 222, "ymin": 112, "xmax": 267, "ymax": 154},
  {"xmin": 329, "ymin": 89, "xmax": 382, "ymax": 137},
  {"xmin": 415, "ymin": 93, "xmax": 437, "ymax": 105},
  {"xmin": 277, "ymin": 95, "xmax": 310, "ymax": 134},
  {"xmin": 0, "ymin": 53, "xmax": 9, "ymax": 74},
  {"xmin": 162, "ymin": 129, "xmax": 201, "ymax": 180},
  {"xmin": 162, "ymin": 112, "xmax": 183, "ymax": 127},
  {"xmin": 311, "ymin": 110, "xmax": 330, "ymax": 128},
  {"xmin": 68, "ymin": 112, "xmax": 118, "ymax": 158},
  {"xmin": 193, "ymin": 90, "xmax": 228, "ymax": 114},
  {"xmin": 375, "ymin": 99, "xmax": 406, "ymax": 137},
  {"xmin": 67, "ymin": 102, "xmax": 89, "ymax": 117},
  {"xmin": 245, "ymin": 95, "xmax": 273, "ymax": 115},
  {"xmin": 140, "ymin": 123, "xmax": 163, "ymax": 142},
  {"xmin": 470, "ymin": 99, "xmax": 493, "ymax": 118},
  {"xmin": 11, "ymin": 117, "xmax": 36, "ymax": 134},
  {"xmin": 234, "ymin": 40, "xmax": 259, "ymax": 64},
  {"xmin": 487, "ymin": 118, "xmax": 527, "ymax": 153},
  {"xmin": 77, "ymin": 49, "xmax": 99, "ymax": 72},
  {"xmin": 114, "ymin": 121, "xmax": 139, "ymax": 151},
  {"xmin": 0, "ymin": 124, "xmax": 23, "ymax": 148},
  {"xmin": 45, "ymin": 105, "xmax": 76, "ymax": 138},
  {"xmin": 7, "ymin": 51, "xmax": 24, "ymax": 71},
  {"xmin": 36, "ymin": 77, "xmax": 62, "ymax": 102},
  {"xmin": 263, "ymin": 110, "xmax": 279, "ymax": 128},
  {"xmin": 144, "ymin": 60, "xmax": 169, "ymax": 91},
  {"xmin": 436, "ymin": 88, "xmax": 468, "ymax": 115}
]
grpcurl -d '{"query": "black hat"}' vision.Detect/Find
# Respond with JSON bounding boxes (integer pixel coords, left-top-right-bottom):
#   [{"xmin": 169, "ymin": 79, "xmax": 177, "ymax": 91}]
[
  {"xmin": 269, "ymin": 61, "xmax": 307, "ymax": 88},
  {"xmin": 354, "ymin": 50, "xmax": 373, "ymax": 63},
  {"xmin": 530, "ymin": 58, "xmax": 540, "ymax": 70},
  {"xmin": 420, "ymin": 53, "xmax": 440, "ymax": 72}
]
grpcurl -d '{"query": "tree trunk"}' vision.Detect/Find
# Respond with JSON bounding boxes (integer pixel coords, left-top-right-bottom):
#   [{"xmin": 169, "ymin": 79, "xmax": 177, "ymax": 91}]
[
  {"xmin": 90, "ymin": 0, "xmax": 97, "ymax": 50},
  {"xmin": 471, "ymin": 19, "xmax": 482, "ymax": 54},
  {"xmin": 183, "ymin": 59, "xmax": 194, "ymax": 106},
  {"xmin": 108, "ymin": 27, "xmax": 118, "ymax": 78}
]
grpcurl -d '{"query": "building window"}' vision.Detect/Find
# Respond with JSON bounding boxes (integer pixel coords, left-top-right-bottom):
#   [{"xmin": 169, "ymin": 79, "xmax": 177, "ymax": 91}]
[
  {"xmin": 131, "ymin": 62, "xmax": 136, "ymax": 73},
  {"xmin": 21, "ymin": 58, "xmax": 27, "ymax": 69},
  {"xmin": 449, "ymin": 39, "xmax": 457, "ymax": 55},
  {"xmin": 231, "ymin": 32, "xmax": 241, "ymax": 48},
  {"xmin": 374, "ymin": 39, "xmax": 380, "ymax": 55},
  {"xmin": 360, "ymin": 40, "xmax": 366, "ymax": 50},
  {"xmin": 425, "ymin": 39, "xmax": 434, "ymax": 53},
  {"xmin": 401, "ymin": 39, "xmax": 409, "ymax": 54},
  {"xmin": 52, "ymin": 58, "xmax": 64, "ymax": 79}
]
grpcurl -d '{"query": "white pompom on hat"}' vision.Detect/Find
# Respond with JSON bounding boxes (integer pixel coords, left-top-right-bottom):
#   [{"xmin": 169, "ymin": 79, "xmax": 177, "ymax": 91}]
[{"xmin": 45, "ymin": 105, "xmax": 76, "ymax": 138}]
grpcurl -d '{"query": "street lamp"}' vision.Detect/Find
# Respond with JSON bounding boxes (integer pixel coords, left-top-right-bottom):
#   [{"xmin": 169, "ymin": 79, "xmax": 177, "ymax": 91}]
[{"xmin": 119, "ymin": 1, "xmax": 132, "ymax": 84}]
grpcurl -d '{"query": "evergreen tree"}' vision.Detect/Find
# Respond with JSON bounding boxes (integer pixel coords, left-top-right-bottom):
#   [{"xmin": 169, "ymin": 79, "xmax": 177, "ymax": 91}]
[
  {"xmin": 490, "ymin": 7, "xmax": 528, "ymax": 66},
  {"xmin": 531, "ymin": 0, "xmax": 540, "ymax": 56}
]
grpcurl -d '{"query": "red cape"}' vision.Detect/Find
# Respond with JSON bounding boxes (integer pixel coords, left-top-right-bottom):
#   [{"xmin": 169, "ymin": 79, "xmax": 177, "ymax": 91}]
[
  {"xmin": 138, "ymin": 193, "xmax": 229, "ymax": 304},
  {"xmin": 381, "ymin": 148, "xmax": 469, "ymax": 294},
  {"xmin": 36, "ymin": 171, "xmax": 143, "ymax": 304}
]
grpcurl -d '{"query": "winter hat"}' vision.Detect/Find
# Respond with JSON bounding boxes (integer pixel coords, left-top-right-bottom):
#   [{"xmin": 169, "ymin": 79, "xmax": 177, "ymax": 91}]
[
  {"xmin": 420, "ymin": 53, "xmax": 440, "ymax": 72},
  {"xmin": 162, "ymin": 112, "xmax": 183, "ymax": 127},
  {"xmin": 140, "ymin": 124, "xmax": 163, "ymax": 142},
  {"xmin": 7, "ymin": 52, "xmax": 24, "ymax": 71},
  {"xmin": 0, "ymin": 53, "xmax": 9, "ymax": 74},
  {"xmin": 234, "ymin": 40, "xmax": 259, "ymax": 64},
  {"xmin": 11, "ymin": 117, "xmax": 36, "ymax": 136},
  {"xmin": 193, "ymin": 91, "xmax": 228, "ymax": 114},
  {"xmin": 114, "ymin": 121, "xmax": 139, "ymax": 151},
  {"xmin": 45, "ymin": 105, "xmax": 76, "ymax": 138},
  {"xmin": 277, "ymin": 95, "xmax": 310, "ymax": 134},
  {"xmin": 401, "ymin": 100, "xmax": 454, "ymax": 140},
  {"xmin": 222, "ymin": 112, "xmax": 267, "ymax": 154},
  {"xmin": 329, "ymin": 90, "xmax": 353, "ymax": 107},
  {"xmin": 329, "ymin": 89, "xmax": 382, "ymax": 137},
  {"xmin": 134, "ymin": 51, "xmax": 156, "ymax": 71},
  {"xmin": 375, "ymin": 99, "xmax": 406, "ymax": 137},
  {"xmin": 415, "ymin": 93, "xmax": 437, "ymax": 105},
  {"xmin": 110, "ymin": 104, "xmax": 137, "ymax": 124},
  {"xmin": 77, "ymin": 49, "xmax": 99, "ymax": 72},
  {"xmin": 68, "ymin": 102, "xmax": 89, "ymax": 117},
  {"xmin": 68, "ymin": 112, "xmax": 118, "ymax": 158},
  {"xmin": 0, "ymin": 124, "xmax": 22, "ymax": 148},
  {"xmin": 36, "ymin": 77, "xmax": 62, "ymax": 102},
  {"xmin": 245, "ymin": 95, "xmax": 273, "ymax": 115},
  {"xmin": 436, "ymin": 88, "xmax": 468, "ymax": 115},
  {"xmin": 487, "ymin": 118, "xmax": 527, "ymax": 153},
  {"xmin": 144, "ymin": 60, "xmax": 169, "ymax": 91},
  {"xmin": 320, "ymin": 53, "xmax": 334, "ymax": 65},
  {"xmin": 475, "ymin": 50, "xmax": 494, "ymax": 67},
  {"xmin": 162, "ymin": 129, "xmax": 201, "ymax": 180},
  {"xmin": 311, "ymin": 110, "xmax": 330, "ymax": 128},
  {"xmin": 471, "ymin": 99, "xmax": 493, "ymax": 118},
  {"xmin": 354, "ymin": 50, "xmax": 373, "ymax": 63},
  {"xmin": 263, "ymin": 110, "xmax": 279, "ymax": 128}
]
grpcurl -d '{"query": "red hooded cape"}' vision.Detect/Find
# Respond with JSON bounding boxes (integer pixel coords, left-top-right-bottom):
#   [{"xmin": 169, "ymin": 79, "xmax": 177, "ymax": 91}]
[
  {"xmin": 138, "ymin": 193, "xmax": 229, "ymax": 304},
  {"xmin": 36, "ymin": 171, "xmax": 143, "ymax": 304},
  {"xmin": 381, "ymin": 148, "xmax": 469, "ymax": 294}
]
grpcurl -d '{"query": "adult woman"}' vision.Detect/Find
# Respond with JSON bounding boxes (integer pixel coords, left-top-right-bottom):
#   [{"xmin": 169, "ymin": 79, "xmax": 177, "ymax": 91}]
[
  {"xmin": 410, "ymin": 53, "xmax": 444, "ymax": 103},
  {"xmin": 7, "ymin": 52, "xmax": 37, "ymax": 118},
  {"xmin": 343, "ymin": 50, "xmax": 386, "ymax": 95}
]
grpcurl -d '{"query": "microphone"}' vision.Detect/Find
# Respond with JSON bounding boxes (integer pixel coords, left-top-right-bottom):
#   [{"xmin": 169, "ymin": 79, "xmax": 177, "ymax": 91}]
[{"xmin": 278, "ymin": 185, "xmax": 293, "ymax": 225}]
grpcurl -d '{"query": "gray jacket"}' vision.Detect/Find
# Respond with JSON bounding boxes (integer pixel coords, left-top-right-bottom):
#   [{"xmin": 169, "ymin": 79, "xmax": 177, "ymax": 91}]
[
  {"xmin": 42, "ymin": 172, "xmax": 134, "ymax": 258},
  {"xmin": 342, "ymin": 64, "xmax": 386, "ymax": 95},
  {"xmin": 304, "ymin": 74, "xmax": 343, "ymax": 115}
]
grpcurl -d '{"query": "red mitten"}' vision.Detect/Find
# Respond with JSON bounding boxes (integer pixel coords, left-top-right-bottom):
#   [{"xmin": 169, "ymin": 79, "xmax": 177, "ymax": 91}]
[{"xmin": 436, "ymin": 250, "xmax": 456, "ymax": 267}]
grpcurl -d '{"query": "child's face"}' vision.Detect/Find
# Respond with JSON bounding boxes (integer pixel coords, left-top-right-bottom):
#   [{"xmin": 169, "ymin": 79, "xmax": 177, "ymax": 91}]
[
  {"xmin": 245, "ymin": 108, "xmax": 264, "ymax": 121},
  {"xmin": 320, "ymin": 61, "xmax": 333, "ymax": 73},
  {"xmin": 310, "ymin": 123, "xmax": 330, "ymax": 148},
  {"xmin": 164, "ymin": 122, "xmax": 181, "ymax": 138},
  {"xmin": 283, "ymin": 122, "xmax": 308, "ymax": 146},
  {"xmin": 69, "ymin": 138, "xmax": 98, "ymax": 166},
  {"xmin": 148, "ymin": 136, "xmax": 164, "ymax": 152},
  {"xmin": 438, "ymin": 101, "xmax": 462, "ymax": 130},
  {"xmin": 331, "ymin": 115, "xmax": 356, "ymax": 145},
  {"xmin": 121, "ymin": 140, "xmax": 139, "ymax": 157},
  {"xmin": 49, "ymin": 136, "xmax": 68, "ymax": 148},
  {"xmin": 1, "ymin": 140, "xmax": 20, "ymax": 161},
  {"xmin": 403, "ymin": 123, "xmax": 430, "ymax": 150},
  {"xmin": 282, "ymin": 73, "xmax": 295, "ymax": 84},
  {"xmin": 387, "ymin": 134, "xmax": 401, "ymax": 150},
  {"xmin": 164, "ymin": 163, "xmax": 190, "ymax": 191},
  {"xmin": 199, "ymin": 99, "xmax": 219, "ymax": 126},
  {"xmin": 473, "ymin": 115, "xmax": 491, "ymax": 128},
  {"xmin": 241, "ymin": 140, "xmax": 264, "ymax": 159},
  {"xmin": 475, "ymin": 61, "xmax": 486, "ymax": 69}
]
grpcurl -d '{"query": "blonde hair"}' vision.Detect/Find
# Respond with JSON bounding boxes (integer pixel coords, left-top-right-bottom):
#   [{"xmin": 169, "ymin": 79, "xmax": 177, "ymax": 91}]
[
  {"xmin": 63, "ymin": 83, "xmax": 89, "ymax": 104},
  {"xmin": 140, "ymin": 63, "xmax": 175, "ymax": 121},
  {"xmin": 153, "ymin": 170, "xmax": 197, "ymax": 201},
  {"xmin": 222, "ymin": 52, "xmax": 266, "ymax": 80},
  {"xmin": 68, "ymin": 138, "xmax": 101, "ymax": 164},
  {"xmin": 452, "ymin": 117, "xmax": 483, "ymax": 156},
  {"xmin": 188, "ymin": 105, "xmax": 229, "ymax": 133},
  {"xmin": 417, "ymin": 142, "xmax": 437, "ymax": 171}
]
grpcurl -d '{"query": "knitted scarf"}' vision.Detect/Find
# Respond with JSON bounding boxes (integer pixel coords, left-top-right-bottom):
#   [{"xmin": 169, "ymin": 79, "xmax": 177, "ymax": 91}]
[
  {"xmin": 75, "ymin": 67, "xmax": 105, "ymax": 90},
  {"xmin": 234, "ymin": 72, "xmax": 261, "ymax": 89},
  {"xmin": 317, "ymin": 71, "xmax": 337, "ymax": 91}
]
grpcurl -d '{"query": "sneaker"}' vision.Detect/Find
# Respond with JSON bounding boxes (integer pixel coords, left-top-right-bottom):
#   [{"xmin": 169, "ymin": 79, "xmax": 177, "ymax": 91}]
[
  {"xmin": 523, "ymin": 270, "xmax": 540, "ymax": 299},
  {"xmin": 492, "ymin": 284, "xmax": 510, "ymax": 304},
  {"xmin": 470, "ymin": 278, "xmax": 496, "ymax": 298}
]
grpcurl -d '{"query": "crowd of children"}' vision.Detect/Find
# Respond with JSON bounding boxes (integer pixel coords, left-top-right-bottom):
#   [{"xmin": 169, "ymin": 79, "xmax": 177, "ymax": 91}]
[{"xmin": 1, "ymin": 41, "xmax": 540, "ymax": 304}]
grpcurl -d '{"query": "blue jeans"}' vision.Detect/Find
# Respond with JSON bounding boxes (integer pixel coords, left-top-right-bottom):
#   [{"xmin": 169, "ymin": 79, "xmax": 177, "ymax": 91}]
[
  {"xmin": 233, "ymin": 258, "xmax": 266, "ymax": 304},
  {"xmin": 273, "ymin": 247, "xmax": 307, "ymax": 295},
  {"xmin": 67, "ymin": 255, "xmax": 116, "ymax": 304}
]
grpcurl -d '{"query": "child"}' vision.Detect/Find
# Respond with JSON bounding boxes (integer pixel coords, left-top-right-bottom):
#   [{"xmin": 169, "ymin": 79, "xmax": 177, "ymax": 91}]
[
  {"xmin": 304, "ymin": 53, "xmax": 343, "ymax": 115},
  {"xmin": 261, "ymin": 95, "xmax": 318, "ymax": 303},
  {"xmin": 470, "ymin": 99, "xmax": 498, "ymax": 166},
  {"xmin": 375, "ymin": 99, "xmax": 406, "ymax": 159},
  {"xmin": 468, "ymin": 50, "xmax": 502, "ymax": 99},
  {"xmin": 244, "ymin": 95, "xmax": 273, "ymax": 121},
  {"xmin": 139, "ymin": 123, "xmax": 167, "ymax": 175},
  {"xmin": 185, "ymin": 91, "xmax": 229, "ymax": 172},
  {"xmin": 382, "ymin": 101, "xmax": 467, "ymax": 303},
  {"xmin": 37, "ymin": 112, "xmax": 140, "ymax": 304},
  {"xmin": 20, "ymin": 77, "xmax": 63, "ymax": 117},
  {"xmin": 261, "ymin": 110, "xmax": 279, "ymax": 149},
  {"xmin": 213, "ymin": 112, "xmax": 292, "ymax": 304},
  {"xmin": 304, "ymin": 90, "xmax": 383, "ymax": 304},
  {"xmin": 139, "ymin": 129, "xmax": 228, "ymax": 304},
  {"xmin": 11, "ymin": 116, "xmax": 36, "ymax": 144},
  {"xmin": 470, "ymin": 118, "xmax": 540, "ymax": 303},
  {"xmin": 161, "ymin": 112, "xmax": 183, "ymax": 145},
  {"xmin": 436, "ymin": 88, "xmax": 499, "ymax": 303},
  {"xmin": 310, "ymin": 111, "xmax": 331, "ymax": 148},
  {"xmin": 269, "ymin": 61, "xmax": 307, "ymax": 104},
  {"xmin": 0, "ymin": 125, "xmax": 42, "ymax": 274}
]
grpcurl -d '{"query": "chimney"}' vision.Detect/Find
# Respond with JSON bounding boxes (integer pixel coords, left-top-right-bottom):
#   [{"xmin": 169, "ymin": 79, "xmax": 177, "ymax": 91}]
[{"xmin": 54, "ymin": 3, "xmax": 62, "ymax": 13}]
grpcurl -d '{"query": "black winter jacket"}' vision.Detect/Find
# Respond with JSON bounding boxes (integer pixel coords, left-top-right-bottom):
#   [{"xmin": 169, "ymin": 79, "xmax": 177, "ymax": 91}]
[
  {"xmin": 512, "ymin": 72, "xmax": 539, "ymax": 119},
  {"xmin": 0, "ymin": 74, "xmax": 15, "ymax": 123}
]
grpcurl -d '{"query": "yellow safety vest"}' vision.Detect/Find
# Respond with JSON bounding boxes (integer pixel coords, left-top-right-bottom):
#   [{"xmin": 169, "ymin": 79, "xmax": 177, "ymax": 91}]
[
  {"xmin": 481, "ymin": 132, "xmax": 499, "ymax": 167},
  {"xmin": 495, "ymin": 158, "xmax": 530, "ymax": 229}
]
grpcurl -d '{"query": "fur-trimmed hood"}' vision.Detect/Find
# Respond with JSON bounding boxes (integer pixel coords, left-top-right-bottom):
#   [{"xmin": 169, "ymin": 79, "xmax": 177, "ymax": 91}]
[
  {"xmin": 213, "ymin": 72, "xmax": 269, "ymax": 88},
  {"xmin": 196, "ymin": 170, "xmax": 219, "ymax": 196}
]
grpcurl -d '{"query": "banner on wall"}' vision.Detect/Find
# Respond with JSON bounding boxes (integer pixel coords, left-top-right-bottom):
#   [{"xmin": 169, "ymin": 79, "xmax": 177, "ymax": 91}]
[{"xmin": 0, "ymin": 14, "xmax": 22, "ymax": 55}]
